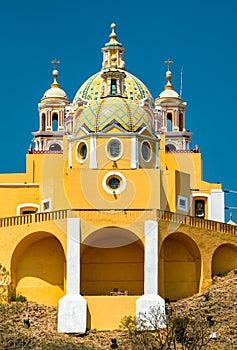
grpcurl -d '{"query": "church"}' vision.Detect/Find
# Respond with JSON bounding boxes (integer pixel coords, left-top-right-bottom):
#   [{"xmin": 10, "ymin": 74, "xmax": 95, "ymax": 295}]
[{"xmin": 0, "ymin": 23, "xmax": 236, "ymax": 332}]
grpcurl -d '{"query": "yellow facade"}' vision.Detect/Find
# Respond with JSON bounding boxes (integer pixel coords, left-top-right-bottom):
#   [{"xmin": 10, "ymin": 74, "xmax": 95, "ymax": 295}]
[{"xmin": 0, "ymin": 24, "xmax": 236, "ymax": 331}]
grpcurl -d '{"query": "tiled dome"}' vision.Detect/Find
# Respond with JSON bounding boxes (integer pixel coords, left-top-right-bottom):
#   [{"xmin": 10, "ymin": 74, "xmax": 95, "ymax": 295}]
[
  {"xmin": 72, "ymin": 70, "xmax": 154, "ymax": 108},
  {"xmin": 74, "ymin": 97, "xmax": 154, "ymax": 134}
]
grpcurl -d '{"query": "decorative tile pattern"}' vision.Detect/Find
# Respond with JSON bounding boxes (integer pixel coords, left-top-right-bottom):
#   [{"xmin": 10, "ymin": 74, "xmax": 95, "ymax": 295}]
[
  {"xmin": 74, "ymin": 97, "xmax": 154, "ymax": 135},
  {"xmin": 72, "ymin": 70, "xmax": 154, "ymax": 109}
]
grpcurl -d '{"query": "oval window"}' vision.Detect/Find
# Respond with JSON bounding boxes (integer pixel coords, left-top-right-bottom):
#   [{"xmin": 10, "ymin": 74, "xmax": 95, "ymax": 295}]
[
  {"xmin": 141, "ymin": 141, "xmax": 152, "ymax": 161},
  {"xmin": 76, "ymin": 141, "xmax": 88, "ymax": 163},
  {"xmin": 106, "ymin": 138, "xmax": 123, "ymax": 160}
]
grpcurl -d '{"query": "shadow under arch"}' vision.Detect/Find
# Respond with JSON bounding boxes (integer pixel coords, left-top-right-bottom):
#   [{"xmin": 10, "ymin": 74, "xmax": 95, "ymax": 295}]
[
  {"xmin": 160, "ymin": 232, "xmax": 201, "ymax": 301},
  {"xmin": 212, "ymin": 243, "xmax": 237, "ymax": 276},
  {"xmin": 81, "ymin": 226, "xmax": 144, "ymax": 296},
  {"xmin": 11, "ymin": 231, "xmax": 66, "ymax": 306}
]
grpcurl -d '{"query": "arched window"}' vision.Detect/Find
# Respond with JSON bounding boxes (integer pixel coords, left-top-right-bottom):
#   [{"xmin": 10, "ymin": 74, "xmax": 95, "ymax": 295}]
[
  {"xmin": 52, "ymin": 113, "xmax": 58, "ymax": 131},
  {"xmin": 165, "ymin": 144, "xmax": 176, "ymax": 152},
  {"xmin": 49, "ymin": 143, "xmax": 62, "ymax": 151},
  {"xmin": 17, "ymin": 203, "xmax": 40, "ymax": 216},
  {"xmin": 167, "ymin": 113, "xmax": 172, "ymax": 132},
  {"xmin": 41, "ymin": 113, "xmax": 46, "ymax": 131},
  {"xmin": 179, "ymin": 113, "xmax": 184, "ymax": 131},
  {"xmin": 111, "ymin": 79, "xmax": 117, "ymax": 95}
]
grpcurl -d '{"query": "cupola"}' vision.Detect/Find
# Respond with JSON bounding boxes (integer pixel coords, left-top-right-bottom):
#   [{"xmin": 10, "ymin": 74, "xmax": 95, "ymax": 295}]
[
  {"xmin": 32, "ymin": 59, "xmax": 70, "ymax": 152},
  {"xmin": 155, "ymin": 60, "xmax": 191, "ymax": 151}
]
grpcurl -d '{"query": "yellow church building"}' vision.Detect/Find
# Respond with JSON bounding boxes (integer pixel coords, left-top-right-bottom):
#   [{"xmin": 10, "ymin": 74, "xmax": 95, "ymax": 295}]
[{"xmin": 0, "ymin": 23, "xmax": 236, "ymax": 332}]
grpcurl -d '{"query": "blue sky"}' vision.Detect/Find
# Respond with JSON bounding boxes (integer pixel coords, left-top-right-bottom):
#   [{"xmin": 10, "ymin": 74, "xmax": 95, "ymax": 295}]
[{"xmin": 0, "ymin": 0, "xmax": 236, "ymax": 221}]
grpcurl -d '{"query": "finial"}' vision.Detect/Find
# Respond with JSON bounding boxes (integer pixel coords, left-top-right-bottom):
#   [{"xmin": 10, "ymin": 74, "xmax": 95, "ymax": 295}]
[
  {"xmin": 50, "ymin": 58, "xmax": 60, "ymax": 88},
  {"xmin": 110, "ymin": 23, "xmax": 116, "ymax": 38},
  {"xmin": 164, "ymin": 58, "xmax": 174, "ymax": 90},
  {"xmin": 105, "ymin": 23, "xmax": 122, "ymax": 47}
]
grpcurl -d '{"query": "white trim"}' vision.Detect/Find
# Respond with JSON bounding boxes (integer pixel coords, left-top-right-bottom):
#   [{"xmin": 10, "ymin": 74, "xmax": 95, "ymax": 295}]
[
  {"xmin": 41, "ymin": 198, "xmax": 52, "ymax": 212},
  {"xmin": 16, "ymin": 203, "xmax": 40, "ymax": 216},
  {"xmin": 76, "ymin": 140, "xmax": 88, "ymax": 164},
  {"xmin": 140, "ymin": 140, "xmax": 152, "ymax": 162},
  {"xmin": 89, "ymin": 137, "xmax": 97, "ymax": 169},
  {"xmin": 102, "ymin": 171, "xmax": 126, "ymax": 195},
  {"xmin": 131, "ymin": 137, "xmax": 138, "ymax": 169},
  {"xmin": 105, "ymin": 137, "xmax": 124, "ymax": 161}
]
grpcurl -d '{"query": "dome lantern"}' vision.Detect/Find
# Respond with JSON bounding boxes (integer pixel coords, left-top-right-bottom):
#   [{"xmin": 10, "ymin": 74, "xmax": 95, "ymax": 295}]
[{"xmin": 102, "ymin": 23, "xmax": 125, "ymax": 70}]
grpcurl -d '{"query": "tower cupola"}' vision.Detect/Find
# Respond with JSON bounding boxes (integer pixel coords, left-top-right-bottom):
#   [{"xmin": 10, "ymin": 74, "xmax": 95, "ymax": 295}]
[
  {"xmin": 155, "ymin": 60, "xmax": 191, "ymax": 151},
  {"xmin": 32, "ymin": 59, "xmax": 70, "ymax": 152}
]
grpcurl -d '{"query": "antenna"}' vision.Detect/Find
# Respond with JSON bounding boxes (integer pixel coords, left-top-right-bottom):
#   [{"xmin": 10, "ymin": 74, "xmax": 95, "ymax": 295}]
[{"xmin": 180, "ymin": 66, "xmax": 183, "ymax": 98}]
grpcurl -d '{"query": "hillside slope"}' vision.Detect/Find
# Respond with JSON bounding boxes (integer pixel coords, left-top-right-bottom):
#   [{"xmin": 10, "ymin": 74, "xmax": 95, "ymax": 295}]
[{"xmin": 0, "ymin": 271, "xmax": 236, "ymax": 349}]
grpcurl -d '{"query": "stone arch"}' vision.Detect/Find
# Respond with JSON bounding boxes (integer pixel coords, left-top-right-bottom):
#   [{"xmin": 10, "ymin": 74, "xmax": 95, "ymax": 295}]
[
  {"xmin": 160, "ymin": 232, "xmax": 201, "ymax": 301},
  {"xmin": 81, "ymin": 227, "xmax": 143, "ymax": 296},
  {"xmin": 11, "ymin": 231, "xmax": 65, "ymax": 306},
  {"xmin": 212, "ymin": 243, "xmax": 237, "ymax": 276}
]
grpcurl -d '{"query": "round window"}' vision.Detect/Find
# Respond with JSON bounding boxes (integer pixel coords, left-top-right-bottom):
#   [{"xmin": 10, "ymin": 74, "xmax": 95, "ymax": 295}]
[
  {"xmin": 106, "ymin": 138, "xmax": 123, "ymax": 160},
  {"xmin": 102, "ymin": 171, "xmax": 126, "ymax": 194},
  {"xmin": 76, "ymin": 141, "xmax": 88, "ymax": 163},
  {"xmin": 141, "ymin": 141, "xmax": 152, "ymax": 161},
  {"xmin": 108, "ymin": 177, "xmax": 120, "ymax": 189}
]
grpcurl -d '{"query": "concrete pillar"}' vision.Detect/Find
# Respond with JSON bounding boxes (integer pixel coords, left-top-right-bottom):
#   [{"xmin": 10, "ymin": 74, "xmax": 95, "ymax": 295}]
[
  {"xmin": 136, "ymin": 220, "xmax": 165, "ymax": 327},
  {"xmin": 58, "ymin": 218, "xmax": 87, "ymax": 333}
]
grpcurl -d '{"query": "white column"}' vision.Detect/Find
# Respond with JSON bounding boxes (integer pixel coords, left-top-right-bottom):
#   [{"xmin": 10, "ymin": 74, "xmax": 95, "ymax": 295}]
[
  {"xmin": 89, "ymin": 136, "xmax": 97, "ymax": 169},
  {"xmin": 67, "ymin": 218, "xmax": 80, "ymax": 294},
  {"xmin": 136, "ymin": 220, "xmax": 165, "ymax": 327},
  {"xmin": 58, "ymin": 218, "xmax": 87, "ymax": 333},
  {"xmin": 131, "ymin": 137, "xmax": 138, "ymax": 169},
  {"xmin": 144, "ymin": 220, "xmax": 158, "ymax": 294}
]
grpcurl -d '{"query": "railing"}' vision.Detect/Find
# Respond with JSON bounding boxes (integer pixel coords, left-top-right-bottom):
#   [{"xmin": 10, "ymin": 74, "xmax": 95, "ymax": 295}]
[
  {"xmin": 0, "ymin": 208, "xmax": 236, "ymax": 236},
  {"xmin": 157, "ymin": 210, "xmax": 237, "ymax": 235},
  {"xmin": 0, "ymin": 209, "xmax": 68, "ymax": 227}
]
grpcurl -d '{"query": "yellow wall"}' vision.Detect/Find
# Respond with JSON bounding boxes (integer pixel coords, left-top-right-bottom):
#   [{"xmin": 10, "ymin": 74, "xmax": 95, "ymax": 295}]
[
  {"xmin": 85, "ymin": 296, "xmax": 138, "ymax": 330},
  {"xmin": 81, "ymin": 240, "xmax": 143, "ymax": 296}
]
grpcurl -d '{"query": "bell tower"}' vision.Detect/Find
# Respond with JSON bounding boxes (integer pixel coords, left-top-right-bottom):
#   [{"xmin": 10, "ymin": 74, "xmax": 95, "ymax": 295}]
[
  {"xmin": 155, "ymin": 60, "xmax": 191, "ymax": 151},
  {"xmin": 32, "ymin": 59, "xmax": 70, "ymax": 152}
]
